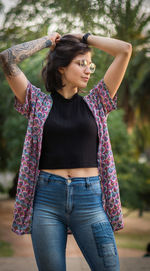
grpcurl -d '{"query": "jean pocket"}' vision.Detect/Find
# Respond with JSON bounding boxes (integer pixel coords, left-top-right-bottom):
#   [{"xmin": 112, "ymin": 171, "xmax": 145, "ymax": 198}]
[{"xmin": 91, "ymin": 221, "xmax": 118, "ymax": 268}]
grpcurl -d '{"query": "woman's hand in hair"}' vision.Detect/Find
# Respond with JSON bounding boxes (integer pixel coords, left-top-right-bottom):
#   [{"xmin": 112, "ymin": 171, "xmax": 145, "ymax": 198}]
[{"xmin": 48, "ymin": 32, "xmax": 61, "ymax": 50}]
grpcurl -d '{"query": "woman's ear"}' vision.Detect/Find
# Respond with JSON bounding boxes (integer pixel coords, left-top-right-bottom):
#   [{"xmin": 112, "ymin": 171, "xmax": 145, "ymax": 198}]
[{"xmin": 58, "ymin": 67, "xmax": 65, "ymax": 74}]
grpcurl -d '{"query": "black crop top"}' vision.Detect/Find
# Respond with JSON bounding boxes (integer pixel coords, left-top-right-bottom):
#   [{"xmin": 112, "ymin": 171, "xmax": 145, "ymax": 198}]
[{"xmin": 39, "ymin": 90, "xmax": 99, "ymax": 170}]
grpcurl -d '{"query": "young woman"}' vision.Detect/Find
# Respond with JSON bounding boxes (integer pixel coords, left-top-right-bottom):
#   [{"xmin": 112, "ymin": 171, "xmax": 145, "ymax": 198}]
[{"xmin": 0, "ymin": 32, "xmax": 132, "ymax": 271}]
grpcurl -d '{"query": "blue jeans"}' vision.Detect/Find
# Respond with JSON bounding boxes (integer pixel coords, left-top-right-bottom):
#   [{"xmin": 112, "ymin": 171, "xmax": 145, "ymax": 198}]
[{"xmin": 31, "ymin": 171, "xmax": 120, "ymax": 271}]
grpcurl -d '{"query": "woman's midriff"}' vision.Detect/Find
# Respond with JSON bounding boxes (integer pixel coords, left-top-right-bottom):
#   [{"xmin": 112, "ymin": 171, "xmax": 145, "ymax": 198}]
[{"xmin": 40, "ymin": 167, "xmax": 99, "ymax": 178}]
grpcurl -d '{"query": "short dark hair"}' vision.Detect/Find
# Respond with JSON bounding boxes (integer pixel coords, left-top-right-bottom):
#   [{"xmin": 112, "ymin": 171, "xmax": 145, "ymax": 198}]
[{"xmin": 41, "ymin": 34, "xmax": 92, "ymax": 93}]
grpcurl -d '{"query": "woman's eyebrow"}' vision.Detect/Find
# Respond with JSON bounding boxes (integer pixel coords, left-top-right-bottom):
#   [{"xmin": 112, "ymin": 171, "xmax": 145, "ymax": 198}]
[{"xmin": 76, "ymin": 59, "xmax": 92, "ymax": 63}]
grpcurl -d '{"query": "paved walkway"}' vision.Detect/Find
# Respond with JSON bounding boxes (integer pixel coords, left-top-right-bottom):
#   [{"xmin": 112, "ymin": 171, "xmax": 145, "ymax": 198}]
[{"xmin": 0, "ymin": 257, "xmax": 150, "ymax": 271}]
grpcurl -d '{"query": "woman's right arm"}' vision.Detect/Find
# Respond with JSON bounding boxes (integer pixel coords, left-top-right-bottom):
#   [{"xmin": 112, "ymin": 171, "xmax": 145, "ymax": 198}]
[{"xmin": 0, "ymin": 33, "xmax": 60, "ymax": 104}]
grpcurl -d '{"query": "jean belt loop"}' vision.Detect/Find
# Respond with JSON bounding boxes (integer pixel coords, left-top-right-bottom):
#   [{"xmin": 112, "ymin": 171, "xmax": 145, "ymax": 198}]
[
  {"xmin": 85, "ymin": 177, "xmax": 90, "ymax": 188},
  {"xmin": 48, "ymin": 173, "xmax": 52, "ymax": 181}
]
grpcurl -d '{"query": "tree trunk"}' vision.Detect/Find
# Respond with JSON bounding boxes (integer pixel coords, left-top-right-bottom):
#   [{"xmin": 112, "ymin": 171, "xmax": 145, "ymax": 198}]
[{"xmin": 138, "ymin": 208, "xmax": 143, "ymax": 217}]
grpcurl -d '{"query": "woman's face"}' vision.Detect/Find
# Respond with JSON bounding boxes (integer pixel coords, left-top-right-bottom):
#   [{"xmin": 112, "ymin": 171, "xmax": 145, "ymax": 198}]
[{"xmin": 59, "ymin": 51, "xmax": 92, "ymax": 89}]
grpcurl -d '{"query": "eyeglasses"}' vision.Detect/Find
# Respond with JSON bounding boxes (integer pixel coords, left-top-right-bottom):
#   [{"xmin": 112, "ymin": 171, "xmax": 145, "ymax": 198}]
[{"xmin": 73, "ymin": 59, "xmax": 96, "ymax": 73}]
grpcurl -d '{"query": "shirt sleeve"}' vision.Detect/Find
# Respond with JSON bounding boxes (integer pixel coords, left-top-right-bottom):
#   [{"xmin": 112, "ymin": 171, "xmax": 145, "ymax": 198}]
[
  {"xmin": 88, "ymin": 78, "xmax": 117, "ymax": 116},
  {"xmin": 14, "ymin": 81, "xmax": 43, "ymax": 119}
]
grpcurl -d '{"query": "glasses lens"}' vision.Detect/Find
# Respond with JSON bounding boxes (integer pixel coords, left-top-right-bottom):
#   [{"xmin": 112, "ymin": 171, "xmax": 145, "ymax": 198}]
[
  {"xmin": 79, "ymin": 60, "xmax": 96, "ymax": 73},
  {"xmin": 80, "ymin": 60, "xmax": 87, "ymax": 67},
  {"xmin": 90, "ymin": 63, "xmax": 96, "ymax": 73}
]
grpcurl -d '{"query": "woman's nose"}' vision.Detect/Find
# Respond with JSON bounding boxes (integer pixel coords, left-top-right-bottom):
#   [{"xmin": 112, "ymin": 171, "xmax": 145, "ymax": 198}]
[{"xmin": 84, "ymin": 66, "xmax": 91, "ymax": 74}]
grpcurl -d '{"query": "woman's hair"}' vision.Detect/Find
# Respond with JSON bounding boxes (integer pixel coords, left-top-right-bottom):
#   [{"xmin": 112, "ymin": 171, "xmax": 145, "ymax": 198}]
[{"xmin": 41, "ymin": 34, "xmax": 92, "ymax": 93}]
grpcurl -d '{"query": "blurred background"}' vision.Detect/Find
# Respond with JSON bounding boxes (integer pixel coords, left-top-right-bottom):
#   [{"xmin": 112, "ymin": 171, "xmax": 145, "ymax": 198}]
[{"xmin": 0, "ymin": 0, "xmax": 150, "ymax": 269}]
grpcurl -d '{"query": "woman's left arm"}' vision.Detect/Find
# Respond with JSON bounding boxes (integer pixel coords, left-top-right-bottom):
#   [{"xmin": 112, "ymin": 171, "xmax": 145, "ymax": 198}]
[{"xmin": 87, "ymin": 35, "xmax": 132, "ymax": 99}]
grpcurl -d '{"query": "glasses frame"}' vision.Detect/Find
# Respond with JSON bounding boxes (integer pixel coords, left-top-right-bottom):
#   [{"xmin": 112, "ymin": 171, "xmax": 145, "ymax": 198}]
[{"xmin": 72, "ymin": 59, "xmax": 96, "ymax": 74}]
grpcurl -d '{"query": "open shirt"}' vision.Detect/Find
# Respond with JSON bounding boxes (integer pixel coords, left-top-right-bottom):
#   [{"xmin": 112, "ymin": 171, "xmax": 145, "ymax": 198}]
[{"xmin": 12, "ymin": 78, "xmax": 124, "ymax": 235}]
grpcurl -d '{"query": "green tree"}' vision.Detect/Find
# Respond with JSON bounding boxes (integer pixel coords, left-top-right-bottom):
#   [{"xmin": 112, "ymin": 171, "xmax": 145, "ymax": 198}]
[
  {"xmin": 0, "ymin": 0, "xmax": 150, "ymax": 212},
  {"xmin": 108, "ymin": 109, "xmax": 150, "ymax": 214},
  {"xmin": 0, "ymin": 49, "xmax": 47, "ymax": 171},
  {"xmin": 116, "ymin": 156, "xmax": 150, "ymax": 215},
  {"xmin": 0, "ymin": 1, "xmax": 3, "ymax": 11},
  {"xmin": 109, "ymin": 1, "xmax": 150, "ymax": 129}
]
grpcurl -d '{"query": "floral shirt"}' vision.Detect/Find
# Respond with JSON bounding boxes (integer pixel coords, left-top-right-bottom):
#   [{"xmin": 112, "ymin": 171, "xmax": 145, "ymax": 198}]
[{"xmin": 12, "ymin": 78, "xmax": 124, "ymax": 235}]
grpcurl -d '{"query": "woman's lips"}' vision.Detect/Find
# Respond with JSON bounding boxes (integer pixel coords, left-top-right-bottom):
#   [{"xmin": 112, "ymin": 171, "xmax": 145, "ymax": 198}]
[{"xmin": 82, "ymin": 77, "xmax": 89, "ymax": 81}]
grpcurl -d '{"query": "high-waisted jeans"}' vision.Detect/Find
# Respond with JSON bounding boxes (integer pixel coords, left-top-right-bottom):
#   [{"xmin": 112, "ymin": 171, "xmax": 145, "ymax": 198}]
[{"xmin": 31, "ymin": 171, "xmax": 120, "ymax": 271}]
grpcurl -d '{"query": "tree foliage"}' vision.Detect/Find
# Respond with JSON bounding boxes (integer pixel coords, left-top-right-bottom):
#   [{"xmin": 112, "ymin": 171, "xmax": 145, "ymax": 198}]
[
  {"xmin": 108, "ymin": 110, "xmax": 150, "ymax": 212},
  {"xmin": 0, "ymin": 0, "xmax": 150, "ymax": 212},
  {"xmin": 0, "ymin": 2, "xmax": 3, "ymax": 12}
]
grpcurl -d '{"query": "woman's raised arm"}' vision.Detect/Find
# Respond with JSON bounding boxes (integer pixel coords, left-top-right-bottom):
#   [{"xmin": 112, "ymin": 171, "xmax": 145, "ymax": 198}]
[
  {"xmin": 0, "ymin": 33, "xmax": 61, "ymax": 104},
  {"xmin": 87, "ymin": 35, "xmax": 132, "ymax": 99}
]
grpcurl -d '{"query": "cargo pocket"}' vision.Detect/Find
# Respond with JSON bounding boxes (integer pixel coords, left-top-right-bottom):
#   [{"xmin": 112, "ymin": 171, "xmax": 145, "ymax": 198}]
[{"xmin": 91, "ymin": 221, "xmax": 117, "ymax": 268}]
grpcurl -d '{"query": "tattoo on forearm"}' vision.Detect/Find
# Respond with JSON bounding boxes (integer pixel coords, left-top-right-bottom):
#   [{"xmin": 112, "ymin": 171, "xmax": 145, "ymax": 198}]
[
  {"xmin": 0, "ymin": 49, "xmax": 21, "ymax": 76},
  {"xmin": 0, "ymin": 36, "xmax": 52, "ymax": 77}
]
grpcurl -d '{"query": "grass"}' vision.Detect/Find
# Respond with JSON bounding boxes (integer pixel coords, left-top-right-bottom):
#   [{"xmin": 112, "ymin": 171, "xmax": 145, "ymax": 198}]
[
  {"xmin": 114, "ymin": 209, "xmax": 150, "ymax": 251},
  {"xmin": 0, "ymin": 240, "xmax": 14, "ymax": 257},
  {"xmin": 115, "ymin": 233, "xmax": 150, "ymax": 251}
]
